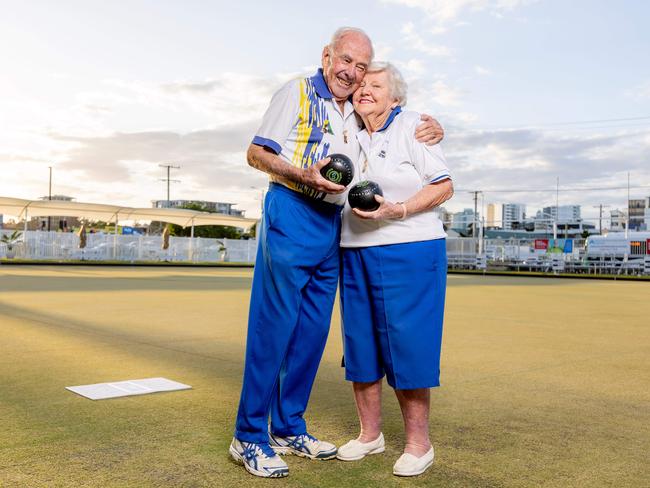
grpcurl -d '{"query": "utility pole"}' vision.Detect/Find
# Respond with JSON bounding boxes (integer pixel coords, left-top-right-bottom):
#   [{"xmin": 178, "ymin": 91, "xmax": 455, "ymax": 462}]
[
  {"xmin": 626, "ymin": 172, "xmax": 630, "ymax": 238},
  {"xmin": 469, "ymin": 190, "xmax": 482, "ymax": 239},
  {"xmin": 592, "ymin": 204, "xmax": 610, "ymax": 235},
  {"xmin": 159, "ymin": 164, "xmax": 180, "ymax": 208},
  {"xmin": 47, "ymin": 166, "xmax": 52, "ymax": 232},
  {"xmin": 555, "ymin": 177, "xmax": 560, "ymax": 241}
]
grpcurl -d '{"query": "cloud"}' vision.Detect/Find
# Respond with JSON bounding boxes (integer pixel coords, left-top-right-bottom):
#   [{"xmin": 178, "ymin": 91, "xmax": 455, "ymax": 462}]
[
  {"xmin": 407, "ymin": 78, "xmax": 465, "ymax": 110},
  {"xmin": 396, "ymin": 58, "xmax": 427, "ymax": 76},
  {"xmin": 474, "ymin": 65, "xmax": 492, "ymax": 76},
  {"xmin": 442, "ymin": 127, "xmax": 650, "ymax": 214},
  {"xmin": 624, "ymin": 81, "xmax": 650, "ymax": 101},
  {"xmin": 383, "ymin": 0, "xmax": 538, "ymax": 29},
  {"xmin": 400, "ymin": 22, "xmax": 452, "ymax": 57},
  {"xmin": 50, "ymin": 122, "xmax": 260, "ymax": 182},
  {"xmin": 0, "ymin": 70, "xmax": 305, "ymax": 216},
  {"xmin": 107, "ymin": 71, "xmax": 304, "ymax": 124},
  {"xmin": 373, "ymin": 42, "xmax": 395, "ymax": 60},
  {"xmin": 3, "ymin": 62, "xmax": 648, "ymax": 221}
]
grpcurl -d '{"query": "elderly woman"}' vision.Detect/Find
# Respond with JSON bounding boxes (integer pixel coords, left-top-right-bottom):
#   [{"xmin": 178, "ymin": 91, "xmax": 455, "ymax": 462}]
[{"xmin": 336, "ymin": 62, "xmax": 453, "ymax": 477}]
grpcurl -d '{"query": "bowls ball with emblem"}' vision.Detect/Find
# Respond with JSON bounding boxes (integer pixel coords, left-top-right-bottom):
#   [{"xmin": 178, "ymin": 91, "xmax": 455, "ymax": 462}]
[
  {"xmin": 348, "ymin": 180, "xmax": 384, "ymax": 212},
  {"xmin": 320, "ymin": 153, "xmax": 354, "ymax": 187}
]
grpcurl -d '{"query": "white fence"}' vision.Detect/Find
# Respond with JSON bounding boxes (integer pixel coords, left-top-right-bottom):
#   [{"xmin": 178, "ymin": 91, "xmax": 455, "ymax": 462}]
[
  {"xmin": 1, "ymin": 231, "xmax": 649, "ymax": 275},
  {"xmin": 0, "ymin": 230, "xmax": 257, "ymax": 263}
]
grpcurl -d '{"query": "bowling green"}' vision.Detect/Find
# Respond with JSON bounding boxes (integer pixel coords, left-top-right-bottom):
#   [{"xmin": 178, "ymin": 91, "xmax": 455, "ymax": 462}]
[{"xmin": 0, "ymin": 266, "xmax": 648, "ymax": 487}]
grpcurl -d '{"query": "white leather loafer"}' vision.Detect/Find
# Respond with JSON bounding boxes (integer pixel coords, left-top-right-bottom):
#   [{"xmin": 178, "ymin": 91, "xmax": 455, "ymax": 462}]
[
  {"xmin": 392, "ymin": 446, "xmax": 434, "ymax": 476},
  {"xmin": 336, "ymin": 433, "xmax": 385, "ymax": 461}
]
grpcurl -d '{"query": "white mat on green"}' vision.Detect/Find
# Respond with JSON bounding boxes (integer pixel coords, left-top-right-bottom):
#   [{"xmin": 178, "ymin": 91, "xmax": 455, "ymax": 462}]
[{"xmin": 66, "ymin": 377, "xmax": 192, "ymax": 400}]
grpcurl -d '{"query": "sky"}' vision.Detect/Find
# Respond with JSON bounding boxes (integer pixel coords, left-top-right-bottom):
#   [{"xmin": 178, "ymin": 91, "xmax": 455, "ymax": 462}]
[{"xmin": 1, "ymin": 0, "xmax": 650, "ymax": 222}]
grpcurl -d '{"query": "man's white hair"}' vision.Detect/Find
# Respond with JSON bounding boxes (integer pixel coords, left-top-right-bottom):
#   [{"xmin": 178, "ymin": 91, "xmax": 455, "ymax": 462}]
[
  {"xmin": 329, "ymin": 27, "xmax": 375, "ymax": 60},
  {"xmin": 367, "ymin": 61, "xmax": 408, "ymax": 107}
]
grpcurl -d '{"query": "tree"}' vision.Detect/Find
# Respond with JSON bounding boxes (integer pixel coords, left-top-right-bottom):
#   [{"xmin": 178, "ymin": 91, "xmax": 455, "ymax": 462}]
[{"xmin": 0, "ymin": 230, "xmax": 23, "ymax": 251}]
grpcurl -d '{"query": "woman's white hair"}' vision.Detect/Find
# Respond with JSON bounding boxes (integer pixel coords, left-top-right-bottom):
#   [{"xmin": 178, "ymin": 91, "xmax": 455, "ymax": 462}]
[
  {"xmin": 328, "ymin": 27, "xmax": 375, "ymax": 61},
  {"xmin": 367, "ymin": 61, "xmax": 408, "ymax": 107}
]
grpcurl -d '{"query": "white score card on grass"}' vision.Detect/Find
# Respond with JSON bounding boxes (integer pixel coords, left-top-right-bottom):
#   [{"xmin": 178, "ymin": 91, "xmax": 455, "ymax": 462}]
[{"xmin": 66, "ymin": 377, "xmax": 192, "ymax": 400}]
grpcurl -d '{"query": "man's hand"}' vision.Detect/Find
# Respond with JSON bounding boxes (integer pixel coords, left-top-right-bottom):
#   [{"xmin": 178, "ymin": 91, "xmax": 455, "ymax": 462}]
[
  {"xmin": 301, "ymin": 157, "xmax": 346, "ymax": 194},
  {"xmin": 352, "ymin": 195, "xmax": 403, "ymax": 220},
  {"xmin": 415, "ymin": 114, "xmax": 444, "ymax": 146}
]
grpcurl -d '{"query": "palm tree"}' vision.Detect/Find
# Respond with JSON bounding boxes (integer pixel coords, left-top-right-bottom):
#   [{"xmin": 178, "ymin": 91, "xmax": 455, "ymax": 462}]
[
  {"xmin": 1, "ymin": 230, "xmax": 23, "ymax": 258},
  {"xmin": 0, "ymin": 230, "xmax": 23, "ymax": 251}
]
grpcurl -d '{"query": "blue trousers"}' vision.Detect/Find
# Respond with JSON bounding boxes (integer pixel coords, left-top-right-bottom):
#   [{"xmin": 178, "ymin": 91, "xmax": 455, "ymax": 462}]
[
  {"xmin": 340, "ymin": 239, "xmax": 447, "ymax": 390},
  {"xmin": 234, "ymin": 184, "xmax": 341, "ymax": 443}
]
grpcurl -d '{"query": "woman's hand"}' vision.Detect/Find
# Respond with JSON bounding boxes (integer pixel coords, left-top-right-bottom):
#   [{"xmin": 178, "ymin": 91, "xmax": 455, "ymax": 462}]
[
  {"xmin": 352, "ymin": 195, "xmax": 405, "ymax": 220},
  {"xmin": 352, "ymin": 180, "xmax": 453, "ymax": 221}
]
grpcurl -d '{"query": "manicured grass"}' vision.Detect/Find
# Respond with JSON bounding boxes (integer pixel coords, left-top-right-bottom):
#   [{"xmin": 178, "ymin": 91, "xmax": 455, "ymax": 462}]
[{"xmin": 0, "ymin": 267, "xmax": 648, "ymax": 487}]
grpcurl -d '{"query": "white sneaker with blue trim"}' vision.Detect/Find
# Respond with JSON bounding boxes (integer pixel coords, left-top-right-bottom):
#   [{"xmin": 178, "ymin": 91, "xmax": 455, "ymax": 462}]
[
  {"xmin": 269, "ymin": 432, "xmax": 337, "ymax": 460},
  {"xmin": 229, "ymin": 438, "xmax": 289, "ymax": 478}
]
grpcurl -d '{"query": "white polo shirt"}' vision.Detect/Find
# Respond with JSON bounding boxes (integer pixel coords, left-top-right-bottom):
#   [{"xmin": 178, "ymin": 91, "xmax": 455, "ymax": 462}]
[
  {"xmin": 252, "ymin": 69, "xmax": 362, "ymax": 206},
  {"xmin": 340, "ymin": 107, "xmax": 451, "ymax": 248}
]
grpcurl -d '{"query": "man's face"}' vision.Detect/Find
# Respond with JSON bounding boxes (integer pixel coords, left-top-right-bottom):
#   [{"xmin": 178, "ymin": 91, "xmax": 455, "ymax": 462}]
[{"xmin": 321, "ymin": 33, "xmax": 372, "ymax": 102}]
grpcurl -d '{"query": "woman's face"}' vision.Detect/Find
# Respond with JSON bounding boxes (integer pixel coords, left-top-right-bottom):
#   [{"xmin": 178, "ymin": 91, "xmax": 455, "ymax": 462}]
[{"xmin": 352, "ymin": 71, "xmax": 398, "ymax": 117}]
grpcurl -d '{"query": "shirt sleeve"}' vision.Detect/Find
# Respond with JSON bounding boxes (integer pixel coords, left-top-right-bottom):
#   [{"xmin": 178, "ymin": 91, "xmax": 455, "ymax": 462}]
[
  {"xmin": 407, "ymin": 114, "xmax": 452, "ymax": 184},
  {"xmin": 252, "ymin": 79, "xmax": 300, "ymax": 155}
]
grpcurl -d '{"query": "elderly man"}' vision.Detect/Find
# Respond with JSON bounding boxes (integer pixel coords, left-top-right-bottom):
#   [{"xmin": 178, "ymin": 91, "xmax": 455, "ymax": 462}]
[{"xmin": 229, "ymin": 27, "xmax": 444, "ymax": 478}]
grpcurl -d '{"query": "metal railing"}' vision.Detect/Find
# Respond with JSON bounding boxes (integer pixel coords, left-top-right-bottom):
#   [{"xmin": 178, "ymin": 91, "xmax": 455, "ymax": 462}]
[{"xmin": 1, "ymin": 231, "xmax": 648, "ymax": 275}]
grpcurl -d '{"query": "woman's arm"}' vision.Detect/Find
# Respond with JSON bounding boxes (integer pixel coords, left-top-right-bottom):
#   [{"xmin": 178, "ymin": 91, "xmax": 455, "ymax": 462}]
[{"xmin": 352, "ymin": 179, "xmax": 453, "ymax": 220}]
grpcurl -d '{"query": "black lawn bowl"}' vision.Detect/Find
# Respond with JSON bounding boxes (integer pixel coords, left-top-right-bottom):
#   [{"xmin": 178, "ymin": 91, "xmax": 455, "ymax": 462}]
[
  {"xmin": 348, "ymin": 180, "xmax": 383, "ymax": 212},
  {"xmin": 320, "ymin": 153, "xmax": 354, "ymax": 187}
]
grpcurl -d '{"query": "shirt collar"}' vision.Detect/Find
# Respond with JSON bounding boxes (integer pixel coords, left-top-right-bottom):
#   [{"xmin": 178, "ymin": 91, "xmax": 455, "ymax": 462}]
[
  {"xmin": 310, "ymin": 69, "xmax": 334, "ymax": 99},
  {"xmin": 377, "ymin": 106, "xmax": 402, "ymax": 132}
]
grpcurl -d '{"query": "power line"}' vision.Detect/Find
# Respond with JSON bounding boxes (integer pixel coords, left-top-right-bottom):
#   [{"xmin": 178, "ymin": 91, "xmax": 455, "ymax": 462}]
[
  {"xmin": 460, "ymin": 115, "xmax": 650, "ymax": 132},
  {"xmin": 510, "ymin": 115, "xmax": 650, "ymax": 128},
  {"xmin": 458, "ymin": 184, "xmax": 650, "ymax": 193}
]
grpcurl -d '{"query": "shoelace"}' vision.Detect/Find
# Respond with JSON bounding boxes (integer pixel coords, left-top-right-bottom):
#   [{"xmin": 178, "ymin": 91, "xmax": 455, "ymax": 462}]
[
  {"xmin": 287, "ymin": 433, "xmax": 318, "ymax": 452},
  {"xmin": 241, "ymin": 442, "xmax": 276, "ymax": 470}
]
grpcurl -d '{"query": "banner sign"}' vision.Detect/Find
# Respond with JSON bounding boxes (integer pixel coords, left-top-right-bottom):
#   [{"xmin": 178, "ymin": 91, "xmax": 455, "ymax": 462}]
[
  {"xmin": 563, "ymin": 239, "xmax": 573, "ymax": 253},
  {"xmin": 534, "ymin": 239, "xmax": 548, "ymax": 250}
]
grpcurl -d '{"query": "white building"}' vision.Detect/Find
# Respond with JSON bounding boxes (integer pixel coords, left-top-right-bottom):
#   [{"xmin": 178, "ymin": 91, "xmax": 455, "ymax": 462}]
[
  {"xmin": 502, "ymin": 203, "xmax": 525, "ymax": 230},
  {"xmin": 451, "ymin": 208, "xmax": 479, "ymax": 236},
  {"xmin": 609, "ymin": 209, "xmax": 626, "ymax": 231},
  {"xmin": 542, "ymin": 205, "xmax": 581, "ymax": 221}
]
